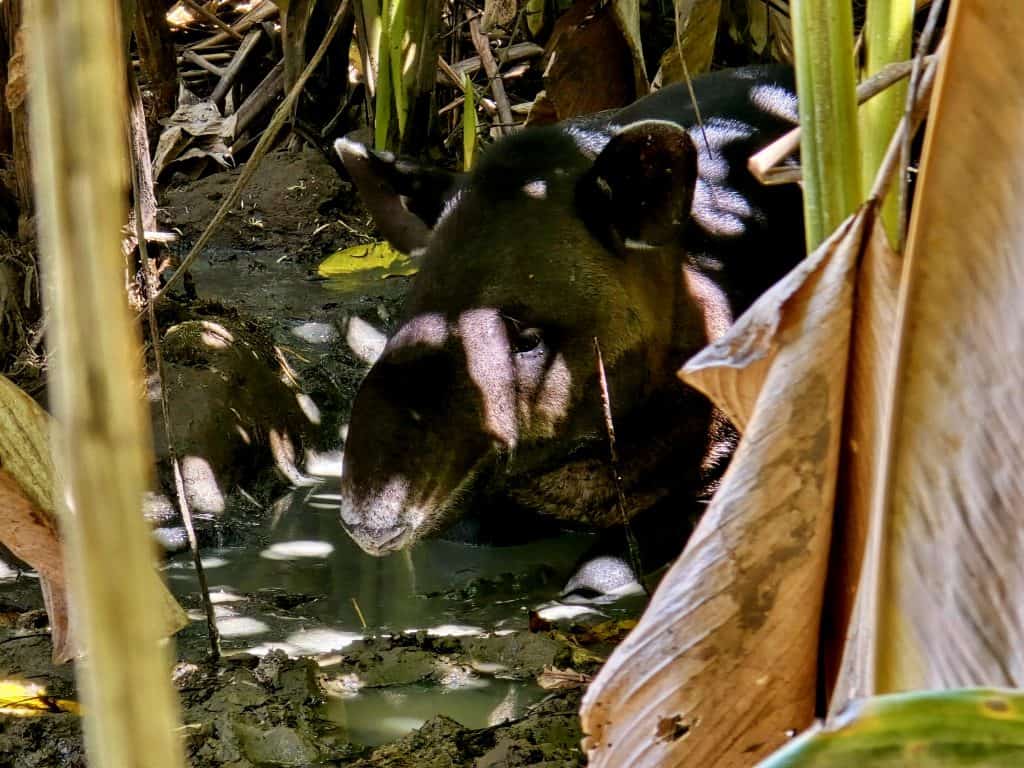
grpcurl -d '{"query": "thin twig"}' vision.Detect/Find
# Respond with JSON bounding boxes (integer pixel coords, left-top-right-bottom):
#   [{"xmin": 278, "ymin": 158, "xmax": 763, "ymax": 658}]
[
  {"xmin": 127, "ymin": 70, "xmax": 221, "ymax": 662},
  {"xmin": 748, "ymin": 54, "xmax": 938, "ymax": 185},
  {"xmin": 351, "ymin": 597, "xmax": 367, "ymax": 629},
  {"xmin": 151, "ymin": 0, "xmax": 352, "ymax": 304},
  {"xmin": 896, "ymin": 0, "xmax": 948, "ymax": 251},
  {"xmin": 181, "ymin": 0, "xmax": 243, "ymax": 41},
  {"xmin": 189, "ymin": 0, "xmax": 278, "ymax": 50},
  {"xmin": 869, "ymin": 37, "xmax": 945, "ymax": 206},
  {"xmin": 467, "ymin": 10, "xmax": 513, "ymax": 136},
  {"xmin": 593, "ymin": 338, "xmax": 649, "ymax": 597}
]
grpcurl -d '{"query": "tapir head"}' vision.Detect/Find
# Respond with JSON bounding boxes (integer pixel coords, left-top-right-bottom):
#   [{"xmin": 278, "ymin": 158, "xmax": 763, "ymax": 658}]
[{"xmin": 336, "ymin": 121, "xmax": 714, "ymax": 555}]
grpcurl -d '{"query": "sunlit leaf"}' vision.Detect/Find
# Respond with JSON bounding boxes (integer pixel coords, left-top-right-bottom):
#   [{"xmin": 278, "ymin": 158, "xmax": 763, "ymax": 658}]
[
  {"xmin": 318, "ymin": 241, "xmax": 416, "ymax": 279},
  {"xmin": 760, "ymin": 689, "xmax": 1024, "ymax": 767},
  {"xmin": 0, "ymin": 680, "xmax": 80, "ymax": 717}
]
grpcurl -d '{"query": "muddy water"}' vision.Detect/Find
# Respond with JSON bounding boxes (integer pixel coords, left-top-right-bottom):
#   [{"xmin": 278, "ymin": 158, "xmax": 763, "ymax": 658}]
[{"xmin": 164, "ymin": 491, "xmax": 625, "ymax": 745}]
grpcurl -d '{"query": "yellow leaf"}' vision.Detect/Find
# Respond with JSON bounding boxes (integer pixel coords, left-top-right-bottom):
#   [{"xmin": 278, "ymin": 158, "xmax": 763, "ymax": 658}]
[
  {"xmin": 318, "ymin": 241, "xmax": 417, "ymax": 279},
  {"xmin": 0, "ymin": 680, "xmax": 80, "ymax": 716}
]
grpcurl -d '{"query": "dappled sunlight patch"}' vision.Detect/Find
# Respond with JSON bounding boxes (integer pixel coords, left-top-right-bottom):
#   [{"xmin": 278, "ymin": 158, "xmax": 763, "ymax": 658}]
[
  {"xmin": 295, "ymin": 393, "xmax": 321, "ymax": 425},
  {"xmin": 215, "ymin": 614, "xmax": 270, "ymax": 639},
  {"xmin": 306, "ymin": 490, "xmax": 342, "ymax": 509},
  {"xmin": 534, "ymin": 602, "xmax": 602, "ymax": 622},
  {"xmin": 284, "ymin": 627, "xmax": 363, "ymax": 655},
  {"xmin": 166, "ymin": 554, "xmax": 229, "ymax": 571},
  {"xmin": 303, "ymin": 450, "xmax": 342, "ymax": 479},
  {"xmin": 289, "ymin": 321, "xmax": 338, "ymax": 345},
  {"xmin": 180, "ymin": 455, "xmax": 226, "ymax": 514},
  {"xmin": 208, "ymin": 589, "xmax": 247, "ymax": 604},
  {"xmin": 342, "ymin": 315, "xmax": 386, "ymax": 365},
  {"xmin": 425, "ymin": 624, "xmax": 485, "ymax": 638},
  {"xmin": 243, "ymin": 641, "xmax": 299, "ymax": 658},
  {"xmin": 0, "ymin": 680, "xmax": 79, "ymax": 717},
  {"xmin": 0, "ymin": 559, "xmax": 18, "ymax": 581},
  {"xmin": 198, "ymin": 320, "xmax": 235, "ymax": 349},
  {"xmin": 260, "ymin": 540, "xmax": 334, "ymax": 560},
  {"xmin": 318, "ymin": 242, "xmax": 416, "ymax": 299}
]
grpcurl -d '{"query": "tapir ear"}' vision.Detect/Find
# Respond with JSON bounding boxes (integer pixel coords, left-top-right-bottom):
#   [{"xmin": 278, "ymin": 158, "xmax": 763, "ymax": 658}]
[
  {"xmin": 334, "ymin": 137, "xmax": 464, "ymax": 255},
  {"xmin": 579, "ymin": 120, "xmax": 698, "ymax": 250}
]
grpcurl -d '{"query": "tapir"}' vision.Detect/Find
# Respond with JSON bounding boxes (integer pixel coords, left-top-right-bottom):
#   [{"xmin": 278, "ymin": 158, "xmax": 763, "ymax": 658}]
[{"xmin": 335, "ymin": 65, "xmax": 805, "ymax": 596}]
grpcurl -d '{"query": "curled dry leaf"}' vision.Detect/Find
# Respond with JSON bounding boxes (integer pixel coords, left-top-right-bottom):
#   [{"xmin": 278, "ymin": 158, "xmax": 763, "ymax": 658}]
[
  {"xmin": 832, "ymin": 0, "xmax": 1024, "ymax": 703},
  {"xmin": 0, "ymin": 374, "xmax": 188, "ymax": 663},
  {"xmin": 541, "ymin": 0, "xmax": 648, "ymax": 120},
  {"xmin": 580, "ymin": 210, "xmax": 871, "ymax": 767},
  {"xmin": 656, "ymin": 0, "xmax": 724, "ymax": 85},
  {"xmin": 824, "ymin": 219, "xmax": 900, "ymax": 707}
]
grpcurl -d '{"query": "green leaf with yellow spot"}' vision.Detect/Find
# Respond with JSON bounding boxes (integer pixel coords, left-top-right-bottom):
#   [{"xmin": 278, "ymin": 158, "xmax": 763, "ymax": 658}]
[{"xmin": 760, "ymin": 689, "xmax": 1024, "ymax": 767}]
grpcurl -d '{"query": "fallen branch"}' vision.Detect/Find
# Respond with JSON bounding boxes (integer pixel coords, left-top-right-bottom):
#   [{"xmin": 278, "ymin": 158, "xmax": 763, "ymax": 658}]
[
  {"xmin": 211, "ymin": 27, "xmax": 264, "ymax": 107},
  {"xmin": 189, "ymin": 0, "xmax": 278, "ymax": 50},
  {"xmin": 233, "ymin": 59, "xmax": 284, "ymax": 137},
  {"xmin": 181, "ymin": 0, "xmax": 243, "ymax": 41},
  {"xmin": 182, "ymin": 48, "xmax": 226, "ymax": 77},
  {"xmin": 467, "ymin": 10, "xmax": 514, "ymax": 136}
]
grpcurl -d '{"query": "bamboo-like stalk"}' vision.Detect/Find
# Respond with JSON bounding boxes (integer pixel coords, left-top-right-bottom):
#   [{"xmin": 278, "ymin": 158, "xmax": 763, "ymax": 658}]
[
  {"xmin": 25, "ymin": 2, "xmax": 185, "ymax": 767},
  {"xmin": 462, "ymin": 73, "xmax": 477, "ymax": 170},
  {"xmin": 861, "ymin": 0, "xmax": 914, "ymax": 245},
  {"xmin": 374, "ymin": 0, "xmax": 393, "ymax": 149},
  {"xmin": 791, "ymin": 0, "xmax": 861, "ymax": 250}
]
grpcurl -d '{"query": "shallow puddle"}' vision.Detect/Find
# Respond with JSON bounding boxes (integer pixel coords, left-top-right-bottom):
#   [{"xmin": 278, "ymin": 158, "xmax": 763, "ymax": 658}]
[
  {"xmin": 162, "ymin": 489, "xmax": 628, "ymax": 745},
  {"xmin": 324, "ymin": 678, "xmax": 548, "ymax": 746},
  {"xmin": 164, "ymin": 490, "xmax": 603, "ymax": 650}
]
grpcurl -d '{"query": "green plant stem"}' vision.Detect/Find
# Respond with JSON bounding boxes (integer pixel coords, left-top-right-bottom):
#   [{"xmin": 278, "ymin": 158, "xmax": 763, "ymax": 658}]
[
  {"xmin": 861, "ymin": 0, "xmax": 913, "ymax": 246},
  {"xmin": 791, "ymin": 0, "xmax": 861, "ymax": 251}
]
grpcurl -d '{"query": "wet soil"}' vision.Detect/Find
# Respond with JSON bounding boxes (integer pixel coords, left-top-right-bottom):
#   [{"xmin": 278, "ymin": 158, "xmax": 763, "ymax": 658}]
[{"xmin": 0, "ymin": 148, "xmax": 643, "ymax": 766}]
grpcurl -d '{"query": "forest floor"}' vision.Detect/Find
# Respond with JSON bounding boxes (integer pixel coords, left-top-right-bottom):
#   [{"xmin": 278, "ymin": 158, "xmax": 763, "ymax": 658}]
[{"xmin": 0, "ymin": 146, "xmax": 637, "ymax": 767}]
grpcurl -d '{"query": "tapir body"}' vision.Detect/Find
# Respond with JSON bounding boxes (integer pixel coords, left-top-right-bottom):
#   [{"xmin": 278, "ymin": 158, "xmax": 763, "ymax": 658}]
[{"xmin": 337, "ymin": 65, "xmax": 805, "ymax": 594}]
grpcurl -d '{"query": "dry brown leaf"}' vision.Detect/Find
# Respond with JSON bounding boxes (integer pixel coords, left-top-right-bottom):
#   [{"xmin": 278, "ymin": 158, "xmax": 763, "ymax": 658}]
[
  {"xmin": 0, "ymin": 374, "xmax": 188, "ymax": 662},
  {"xmin": 656, "ymin": 0, "xmax": 723, "ymax": 85},
  {"xmin": 541, "ymin": 0, "xmax": 644, "ymax": 120},
  {"xmin": 580, "ymin": 211, "xmax": 869, "ymax": 767},
  {"xmin": 832, "ymin": 0, "xmax": 1024, "ymax": 703},
  {"xmin": 824, "ymin": 219, "xmax": 900, "ymax": 707}
]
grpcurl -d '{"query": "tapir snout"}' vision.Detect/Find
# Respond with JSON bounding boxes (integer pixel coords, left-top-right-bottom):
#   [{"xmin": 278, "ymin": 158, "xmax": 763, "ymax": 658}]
[{"xmin": 340, "ymin": 307, "xmax": 527, "ymax": 554}]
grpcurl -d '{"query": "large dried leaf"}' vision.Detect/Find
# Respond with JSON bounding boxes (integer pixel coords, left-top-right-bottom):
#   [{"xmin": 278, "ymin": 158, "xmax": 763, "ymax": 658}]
[
  {"xmin": 824, "ymin": 219, "xmax": 900, "ymax": 702},
  {"xmin": 831, "ymin": 0, "xmax": 1024, "ymax": 702},
  {"xmin": 656, "ymin": 0, "xmax": 723, "ymax": 85},
  {"xmin": 0, "ymin": 374, "xmax": 188, "ymax": 662},
  {"xmin": 580, "ymin": 211, "xmax": 870, "ymax": 767},
  {"xmin": 541, "ymin": 0, "xmax": 647, "ymax": 120}
]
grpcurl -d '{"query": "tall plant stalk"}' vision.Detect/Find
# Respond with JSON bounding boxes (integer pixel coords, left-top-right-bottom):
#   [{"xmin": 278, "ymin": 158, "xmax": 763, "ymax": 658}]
[
  {"xmin": 861, "ymin": 0, "xmax": 914, "ymax": 245},
  {"xmin": 791, "ymin": 0, "xmax": 861, "ymax": 251},
  {"xmin": 25, "ymin": 0, "xmax": 185, "ymax": 766}
]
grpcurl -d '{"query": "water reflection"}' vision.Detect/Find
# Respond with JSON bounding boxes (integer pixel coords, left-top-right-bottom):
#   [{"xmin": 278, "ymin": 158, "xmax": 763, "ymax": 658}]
[
  {"xmin": 323, "ymin": 679, "xmax": 547, "ymax": 746},
  {"xmin": 165, "ymin": 491, "xmax": 598, "ymax": 648}
]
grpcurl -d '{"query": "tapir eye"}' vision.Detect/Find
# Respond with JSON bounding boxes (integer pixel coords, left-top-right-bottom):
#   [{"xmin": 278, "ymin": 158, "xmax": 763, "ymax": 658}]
[{"xmin": 511, "ymin": 326, "xmax": 543, "ymax": 355}]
